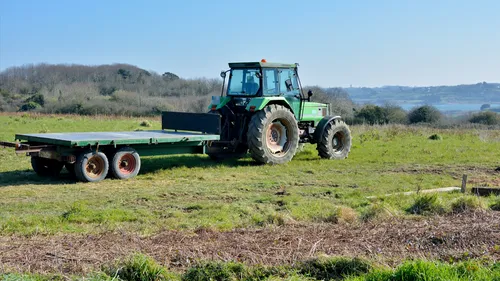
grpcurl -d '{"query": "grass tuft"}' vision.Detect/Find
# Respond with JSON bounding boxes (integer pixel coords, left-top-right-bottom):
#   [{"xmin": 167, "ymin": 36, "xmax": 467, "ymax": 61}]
[
  {"xmin": 316, "ymin": 206, "xmax": 359, "ymax": 224},
  {"xmin": 360, "ymin": 204, "xmax": 393, "ymax": 222},
  {"xmin": 406, "ymin": 194, "xmax": 445, "ymax": 215},
  {"xmin": 451, "ymin": 196, "xmax": 484, "ymax": 213},
  {"xmin": 140, "ymin": 120, "xmax": 152, "ymax": 127},
  {"xmin": 298, "ymin": 256, "xmax": 371, "ymax": 280},
  {"xmin": 428, "ymin": 134, "xmax": 443, "ymax": 140},
  {"xmin": 337, "ymin": 206, "xmax": 359, "ymax": 224},
  {"xmin": 490, "ymin": 197, "xmax": 500, "ymax": 211},
  {"xmin": 182, "ymin": 261, "xmax": 245, "ymax": 281},
  {"xmin": 103, "ymin": 253, "xmax": 176, "ymax": 281}
]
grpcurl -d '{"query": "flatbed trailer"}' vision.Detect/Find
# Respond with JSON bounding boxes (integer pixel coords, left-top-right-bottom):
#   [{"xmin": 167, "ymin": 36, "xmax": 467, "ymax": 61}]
[{"xmin": 1, "ymin": 112, "xmax": 221, "ymax": 182}]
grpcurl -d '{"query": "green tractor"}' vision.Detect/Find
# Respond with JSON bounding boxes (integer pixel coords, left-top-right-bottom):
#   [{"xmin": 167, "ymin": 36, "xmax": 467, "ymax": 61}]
[{"xmin": 206, "ymin": 60, "xmax": 352, "ymax": 164}]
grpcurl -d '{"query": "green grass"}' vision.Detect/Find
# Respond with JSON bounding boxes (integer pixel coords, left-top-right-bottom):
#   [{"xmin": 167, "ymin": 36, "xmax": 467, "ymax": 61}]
[
  {"xmin": 406, "ymin": 194, "xmax": 445, "ymax": 215},
  {"xmin": 0, "ymin": 114, "xmax": 499, "ymax": 235},
  {"xmin": 3, "ymin": 254, "xmax": 499, "ymax": 281}
]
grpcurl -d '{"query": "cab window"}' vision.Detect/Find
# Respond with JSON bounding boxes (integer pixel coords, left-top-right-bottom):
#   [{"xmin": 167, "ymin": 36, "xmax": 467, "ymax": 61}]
[
  {"xmin": 279, "ymin": 69, "xmax": 299, "ymax": 96},
  {"xmin": 263, "ymin": 69, "xmax": 278, "ymax": 95}
]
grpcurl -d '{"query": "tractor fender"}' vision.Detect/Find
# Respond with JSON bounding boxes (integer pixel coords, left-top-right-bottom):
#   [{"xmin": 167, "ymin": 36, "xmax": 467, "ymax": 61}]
[
  {"xmin": 245, "ymin": 97, "xmax": 293, "ymax": 113},
  {"xmin": 312, "ymin": 116, "xmax": 342, "ymax": 144}
]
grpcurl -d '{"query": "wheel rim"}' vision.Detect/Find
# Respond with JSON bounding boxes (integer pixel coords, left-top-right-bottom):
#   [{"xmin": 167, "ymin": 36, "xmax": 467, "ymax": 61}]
[
  {"xmin": 118, "ymin": 153, "xmax": 137, "ymax": 175},
  {"xmin": 266, "ymin": 119, "xmax": 289, "ymax": 156},
  {"xmin": 85, "ymin": 155, "xmax": 105, "ymax": 178},
  {"xmin": 332, "ymin": 131, "xmax": 345, "ymax": 153}
]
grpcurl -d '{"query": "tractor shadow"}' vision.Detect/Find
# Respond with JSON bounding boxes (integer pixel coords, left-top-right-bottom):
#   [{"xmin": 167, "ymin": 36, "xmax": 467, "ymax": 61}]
[
  {"xmin": 139, "ymin": 154, "xmax": 259, "ymax": 174},
  {"xmin": 0, "ymin": 155, "xmax": 258, "ymax": 187},
  {"xmin": 0, "ymin": 168, "xmax": 77, "ymax": 187}
]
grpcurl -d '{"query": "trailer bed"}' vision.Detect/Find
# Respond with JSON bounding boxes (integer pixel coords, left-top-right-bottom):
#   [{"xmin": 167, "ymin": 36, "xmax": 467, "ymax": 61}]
[{"xmin": 16, "ymin": 130, "xmax": 220, "ymax": 147}]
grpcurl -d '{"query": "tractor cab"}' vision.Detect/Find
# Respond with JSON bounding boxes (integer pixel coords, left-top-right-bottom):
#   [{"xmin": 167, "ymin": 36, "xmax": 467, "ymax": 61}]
[{"xmin": 223, "ymin": 61, "xmax": 301, "ymax": 98}]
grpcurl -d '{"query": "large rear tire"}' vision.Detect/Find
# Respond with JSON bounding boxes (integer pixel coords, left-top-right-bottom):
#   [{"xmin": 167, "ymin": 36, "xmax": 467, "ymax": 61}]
[
  {"xmin": 31, "ymin": 156, "xmax": 64, "ymax": 177},
  {"xmin": 247, "ymin": 104, "xmax": 299, "ymax": 164},
  {"xmin": 75, "ymin": 150, "xmax": 109, "ymax": 182},
  {"xmin": 317, "ymin": 119, "xmax": 352, "ymax": 159},
  {"xmin": 110, "ymin": 147, "xmax": 141, "ymax": 179}
]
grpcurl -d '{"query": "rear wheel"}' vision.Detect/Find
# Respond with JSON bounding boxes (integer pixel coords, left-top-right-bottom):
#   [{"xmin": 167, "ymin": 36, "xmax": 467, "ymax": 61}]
[
  {"xmin": 247, "ymin": 104, "xmax": 299, "ymax": 164},
  {"xmin": 317, "ymin": 119, "xmax": 352, "ymax": 159},
  {"xmin": 110, "ymin": 147, "xmax": 141, "ymax": 179},
  {"xmin": 31, "ymin": 156, "xmax": 63, "ymax": 177},
  {"xmin": 75, "ymin": 150, "xmax": 109, "ymax": 182}
]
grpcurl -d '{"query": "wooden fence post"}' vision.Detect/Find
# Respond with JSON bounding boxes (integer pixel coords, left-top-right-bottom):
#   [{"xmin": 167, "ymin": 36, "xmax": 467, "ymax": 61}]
[{"xmin": 461, "ymin": 174, "xmax": 467, "ymax": 193}]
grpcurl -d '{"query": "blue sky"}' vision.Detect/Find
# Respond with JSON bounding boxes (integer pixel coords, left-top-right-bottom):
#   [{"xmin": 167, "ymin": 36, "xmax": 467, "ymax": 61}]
[{"xmin": 0, "ymin": 0, "xmax": 498, "ymax": 87}]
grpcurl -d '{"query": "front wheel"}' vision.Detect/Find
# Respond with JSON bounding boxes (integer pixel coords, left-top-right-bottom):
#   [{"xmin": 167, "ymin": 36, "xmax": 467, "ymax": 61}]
[
  {"xmin": 317, "ymin": 119, "xmax": 352, "ymax": 159},
  {"xmin": 75, "ymin": 150, "xmax": 109, "ymax": 182},
  {"xmin": 247, "ymin": 104, "xmax": 299, "ymax": 164}
]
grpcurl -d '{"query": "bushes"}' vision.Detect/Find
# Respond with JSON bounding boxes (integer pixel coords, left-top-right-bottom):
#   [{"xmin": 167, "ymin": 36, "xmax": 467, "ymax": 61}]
[
  {"xmin": 19, "ymin": 93, "xmax": 45, "ymax": 111},
  {"xmin": 354, "ymin": 105, "xmax": 387, "ymax": 125},
  {"xmin": 469, "ymin": 111, "xmax": 499, "ymax": 125},
  {"xmin": 354, "ymin": 104, "xmax": 407, "ymax": 125},
  {"xmin": 408, "ymin": 105, "xmax": 442, "ymax": 124}
]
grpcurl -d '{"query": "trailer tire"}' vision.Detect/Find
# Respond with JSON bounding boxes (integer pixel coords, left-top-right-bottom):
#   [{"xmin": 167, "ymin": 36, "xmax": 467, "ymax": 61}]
[
  {"xmin": 110, "ymin": 147, "xmax": 141, "ymax": 179},
  {"xmin": 75, "ymin": 150, "xmax": 109, "ymax": 182},
  {"xmin": 317, "ymin": 119, "xmax": 352, "ymax": 159},
  {"xmin": 31, "ymin": 156, "xmax": 64, "ymax": 177},
  {"xmin": 247, "ymin": 104, "xmax": 299, "ymax": 164}
]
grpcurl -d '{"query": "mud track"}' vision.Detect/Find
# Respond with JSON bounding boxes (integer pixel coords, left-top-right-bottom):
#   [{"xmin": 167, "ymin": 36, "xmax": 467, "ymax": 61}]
[{"xmin": 1, "ymin": 211, "xmax": 499, "ymax": 274}]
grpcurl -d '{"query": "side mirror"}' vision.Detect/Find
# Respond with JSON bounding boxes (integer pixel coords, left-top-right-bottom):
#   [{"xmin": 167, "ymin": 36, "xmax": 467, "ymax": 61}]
[
  {"xmin": 307, "ymin": 90, "xmax": 313, "ymax": 101},
  {"xmin": 220, "ymin": 71, "xmax": 226, "ymax": 78},
  {"xmin": 255, "ymin": 72, "xmax": 262, "ymax": 78}
]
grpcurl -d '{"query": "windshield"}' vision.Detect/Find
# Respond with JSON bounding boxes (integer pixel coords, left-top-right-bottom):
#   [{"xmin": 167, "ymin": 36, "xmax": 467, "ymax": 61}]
[{"xmin": 227, "ymin": 68, "xmax": 260, "ymax": 96}]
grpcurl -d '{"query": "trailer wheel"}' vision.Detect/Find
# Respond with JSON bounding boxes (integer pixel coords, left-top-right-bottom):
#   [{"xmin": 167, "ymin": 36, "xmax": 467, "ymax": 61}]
[
  {"xmin": 247, "ymin": 104, "xmax": 299, "ymax": 164},
  {"xmin": 110, "ymin": 147, "xmax": 141, "ymax": 179},
  {"xmin": 317, "ymin": 119, "xmax": 352, "ymax": 159},
  {"xmin": 31, "ymin": 156, "xmax": 63, "ymax": 177},
  {"xmin": 75, "ymin": 150, "xmax": 109, "ymax": 182}
]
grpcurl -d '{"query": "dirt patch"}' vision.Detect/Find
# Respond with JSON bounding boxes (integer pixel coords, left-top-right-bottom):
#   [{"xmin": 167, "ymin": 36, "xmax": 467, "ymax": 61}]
[{"xmin": 1, "ymin": 211, "xmax": 499, "ymax": 275}]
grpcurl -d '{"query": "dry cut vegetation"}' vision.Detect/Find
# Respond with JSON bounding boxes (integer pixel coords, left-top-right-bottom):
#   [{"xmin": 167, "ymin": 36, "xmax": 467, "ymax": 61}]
[{"xmin": 0, "ymin": 114, "xmax": 499, "ymax": 279}]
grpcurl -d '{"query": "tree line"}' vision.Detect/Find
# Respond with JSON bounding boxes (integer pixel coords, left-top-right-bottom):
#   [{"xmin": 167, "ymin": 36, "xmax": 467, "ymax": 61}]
[
  {"xmin": 0, "ymin": 63, "xmax": 498, "ymax": 126},
  {"xmin": 0, "ymin": 63, "xmax": 221, "ymax": 115}
]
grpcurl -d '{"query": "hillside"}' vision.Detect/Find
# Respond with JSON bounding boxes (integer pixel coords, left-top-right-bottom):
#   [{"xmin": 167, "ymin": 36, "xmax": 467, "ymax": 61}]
[
  {"xmin": 0, "ymin": 63, "xmax": 353, "ymax": 116},
  {"xmin": 344, "ymin": 83, "xmax": 500, "ymax": 105},
  {"xmin": 1, "ymin": 63, "xmax": 498, "ymax": 116},
  {"xmin": 0, "ymin": 63, "xmax": 222, "ymax": 115}
]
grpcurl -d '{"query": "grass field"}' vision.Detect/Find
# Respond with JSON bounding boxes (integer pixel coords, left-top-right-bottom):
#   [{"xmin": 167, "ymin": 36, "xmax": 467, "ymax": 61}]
[{"xmin": 0, "ymin": 113, "xmax": 499, "ymax": 280}]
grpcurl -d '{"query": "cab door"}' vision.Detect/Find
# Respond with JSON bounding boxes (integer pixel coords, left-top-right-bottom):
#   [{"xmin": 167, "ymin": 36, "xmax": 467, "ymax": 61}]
[{"xmin": 279, "ymin": 68, "xmax": 301, "ymax": 119}]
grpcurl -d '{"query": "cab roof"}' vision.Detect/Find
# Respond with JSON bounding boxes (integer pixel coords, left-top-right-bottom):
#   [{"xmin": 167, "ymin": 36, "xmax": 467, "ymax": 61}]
[{"xmin": 228, "ymin": 62, "xmax": 298, "ymax": 69}]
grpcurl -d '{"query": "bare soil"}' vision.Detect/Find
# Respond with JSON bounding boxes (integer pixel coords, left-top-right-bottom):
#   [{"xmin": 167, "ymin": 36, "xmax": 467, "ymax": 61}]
[{"xmin": 1, "ymin": 211, "xmax": 499, "ymax": 275}]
